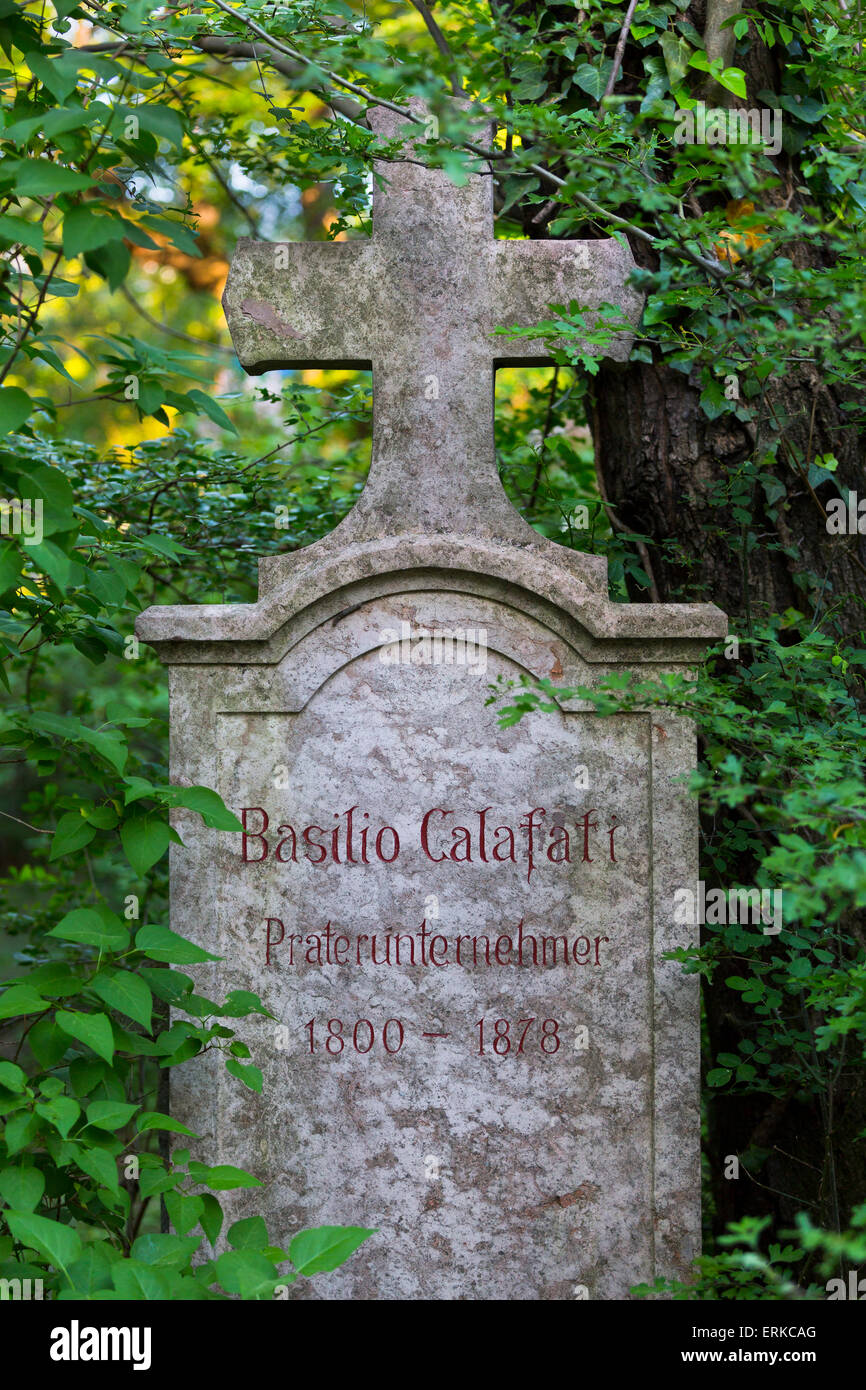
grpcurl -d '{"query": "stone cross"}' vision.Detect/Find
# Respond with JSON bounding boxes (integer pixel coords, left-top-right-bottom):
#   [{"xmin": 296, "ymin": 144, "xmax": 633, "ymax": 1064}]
[
  {"xmin": 138, "ymin": 98, "xmax": 726, "ymax": 1300},
  {"xmin": 222, "ymin": 102, "xmax": 644, "ymax": 540}
]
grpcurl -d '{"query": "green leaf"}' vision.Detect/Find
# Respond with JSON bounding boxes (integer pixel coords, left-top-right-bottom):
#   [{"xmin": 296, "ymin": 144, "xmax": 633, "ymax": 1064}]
[
  {"xmin": 26, "ymin": 963, "xmax": 80, "ymax": 998},
  {"xmin": 5, "ymin": 1112, "xmax": 39, "ymax": 1155},
  {"xmin": 87, "ymin": 566, "xmax": 127, "ymax": 609},
  {"xmin": 0, "ymin": 1059, "xmax": 27, "ymax": 1091},
  {"xmin": 130, "ymin": 1232, "xmax": 200, "ymax": 1269},
  {"xmin": 14, "ymin": 161, "xmax": 94, "ymax": 196},
  {"xmin": 199, "ymin": 1165, "xmax": 263, "ymax": 1192},
  {"xmin": 5, "ymin": 102, "xmax": 99, "ymax": 145},
  {"xmin": 135, "ymin": 924, "xmax": 221, "ymax": 964},
  {"xmin": 164, "ymin": 1190, "xmax": 204, "ymax": 1236},
  {"xmin": 0, "ymin": 1165, "xmax": 45, "ymax": 1212},
  {"xmin": 289, "ymin": 1225, "xmax": 376, "ymax": 1276},
  {"xmin": 0, "ymin": 985, "xmax": 49, "ymax": 1020},
  {"xmin": 228, "ymin": 1215, "xmax": 268, "ymax": 1250},
  {"xmin": 69, "ymin": 1057, "xmax": 109, "ymax": 1097},
  {"xmin": 136, "ymin": 1110, "xmax": 198, "ymax": 1136},
  {"xmin": 75, "ymin": 1146, "xmax": 120, "ymax": 1195},
  {"xmin": 140, "ymin": 214, "xmax": 201, "ymax": 258},
  {"xmin": 225, "ymin": 1059, "xmax": 263, "ymax": 1093},
  {"xmin": 139, "ymin": 966, "xmax": 193, "ymax": 1004},
  {"xmin": 49, "ymin": 811, "xmax": 97, "ymax": 860},
  {"xmin": 779, "ymin": 94, "xmax": 827, "ymax": 123},
  {"xmin": 0, "ymin": 386, "xmax": 32, "ymax": 435},
  {"xmin": 121, "ymin": 813, "xmax": 171, "ymax": 875},
  {"xmin": 29, "ymin": 1016, "xmax": 71, "ymax": 1069},
  {"xmin": 90, "ymin": 970, "xmax": 153, "ymax": 1030},
  {"xmin": 111, "ymin": 1260, "xmax": 171, "ymax": 1299},
  {"xmin": 56, "ymin": 1010, "xmax": 115, "ymax": 1064},
  {"xmin": 184, "ymin": 388, "xmax": 237, "ymax": 434},
  {"xmin": 138, "ymin": 532, "xmax": 193, "ymax": 559},
  {"xmin": 788, "ymin": 956, "xmax": 813, "ymax": 979},
  {"xmin": 707, "ymin": 1067, "xmax": 733, "ymax": 1086},
  {"xmin": 660, "ymin": 32, "xmax": 691, "ymax": 87},
  {"xmin": 717, "ymin": 65, "xmax": 747, "ymax": 99},
  {"xmin": 686, "ymin": 50, "xmax": 711, "ymax": 72},
  {"xmin": 18, "ymin": 464, "xmax": 77, "ymax": 533},
  {"xmin": 85, "ymin": 1099, "xmax": 139, "ymax": 1131},
  {"xmin": 0, "ymin": 540, "xmax": 21, "ymax": 593},
  {"xmin": 573, "ymin": 60, "xmax": 613, "ymax": 100},
  {"xmin": 48, "ymin": 906, "xmax": 129, "ymax": 950},
  {"xmin": 199, "ymin": 1193, "xmax": 223, "ymax": 1247},
  {"xmin": 0, "ymin": 214, "xmax": 44, "ymax": 252},
  {"xmin": 105, "ymin": 555, "xmax": 142, "ymax": 591},
  {"xmin": 31, "ymin": 714, "xmax": 129, "ymax": 774},
  {"xmin": 26, "ymin": 53, "xmax": 80, "ymax": 102},
  {"xmin": 138, "ymin": 1166, "xmax": 178, "ymax": 1200},
  {"xmin": 215, "ymin": 1249, "xmax": 277, "ymax": 1298},
  {"xmin": 510, "ymin": 57, "xmax": 548, "ymax": 101},
  {"xmin": 221, "ymin": 989, "xmax": 271, "ymax": 1018},
  {"xmin": 700, "ymin": 379, "xmax": 728, "ymax": 421},
  {"xmin": 6, "ymin": 1211, "xmax": 83, "ymax": 1275},
  {"xmin": 27, "ymin": 539, "xmax": 72, "ymax": 592},
  {"xmin": 84, "ymin": 239, "xmax": 131, "ymax": 291},
  {"xmin": 164, "ymin": 785, "xmax": 243, "ymax": 830},
  {"xmin": 122, "ymin": 102, "xmax": 185, "ymax": 149},
  {"xmin": 66, "ymin": 1244, "xmax": 118, "ymax": 1295},
  {"xmin": 122, "ymin": 775, "xmax": 159, "ymax": 806},
  {"xmin": 62, "ymin": 207, "xmax": 129, "ymax": 259}
]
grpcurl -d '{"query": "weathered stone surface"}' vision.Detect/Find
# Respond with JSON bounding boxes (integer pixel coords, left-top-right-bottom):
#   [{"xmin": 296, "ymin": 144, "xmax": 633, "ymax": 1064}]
[
  {"xmin": 137, "ymin": 98, "xmax": 727, "ymax": 1300},
  {"xmin": 222, "ymin": 102, "xmax": 643, "ymax": 543}
]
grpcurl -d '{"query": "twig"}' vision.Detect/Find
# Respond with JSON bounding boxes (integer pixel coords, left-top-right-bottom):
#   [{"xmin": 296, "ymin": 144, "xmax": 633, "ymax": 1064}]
[
  {"xmin": 164, "ymin": 71, "xmax": 261, "ymax": 235},
  {"xmin": 205, "ymin": 0, "xmax": 413, "ymax": 121},
  {"xmin": 0, "ymin": 809, "xmax": 51, "ymax": 833},
  {"xmin": 409, "ymin": 1, "xmax": 462, "ymax": 97},
  {"xmin": 601, "ymin": 0, "xmax": 640, "ymax": 101},
  {"xmin": 85, "ymin": 2, "xmax": 733, "ymax": 283},
  {"xmin": 0, "ymin": 249, "xmax": 63, "ymax": 385},
  {"xmin": 119, "ymin": 283, "xmax": 235, "ymax": 354},
  {"xmin": 527, "ymin": 366, "xmax": 560, "ymax": 509},
  {"xmin": 531, "ymin": 197, "xmax": 558, "ymax": 226},
  {"xmin": 82, "ymin": 35, "xmax": 366, "ymax": 122}
]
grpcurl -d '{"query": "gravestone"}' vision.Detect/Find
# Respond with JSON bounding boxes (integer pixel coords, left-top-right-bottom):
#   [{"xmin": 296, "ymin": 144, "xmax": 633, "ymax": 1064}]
[{"xmin": 137, "ymin": 102, "xmax": 727, "ymax": 1300}]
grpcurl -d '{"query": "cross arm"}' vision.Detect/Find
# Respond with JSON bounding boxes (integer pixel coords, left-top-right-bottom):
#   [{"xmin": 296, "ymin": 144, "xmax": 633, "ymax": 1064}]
[
  {"xmin": 489, "ymin": 237, "xmax": 645, "ymax": 365},
  {"xmin": 222, "ymin": 237, "xmax": 374, "ymax": 372}
]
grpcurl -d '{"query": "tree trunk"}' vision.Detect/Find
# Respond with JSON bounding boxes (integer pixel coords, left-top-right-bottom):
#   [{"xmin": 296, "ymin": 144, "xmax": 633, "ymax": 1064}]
[
  {"xmin": 593, "ymin": 356, "xmax": 866, "ymax": 622},
  {"xmin": 594, "ymin": 352, "xmax": 866, "ymax": 1246}
]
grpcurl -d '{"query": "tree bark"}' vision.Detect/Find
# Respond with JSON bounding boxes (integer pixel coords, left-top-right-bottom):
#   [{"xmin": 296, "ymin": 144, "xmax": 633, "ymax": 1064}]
[{"xmin": 593, "ymin": 356, "xmax": 866, "ymax": 622}]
